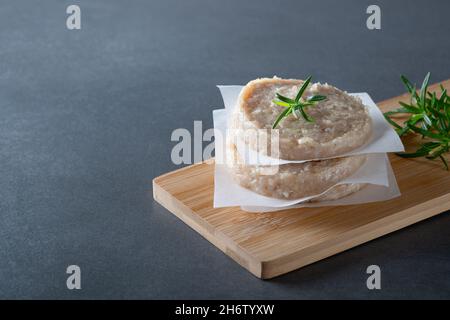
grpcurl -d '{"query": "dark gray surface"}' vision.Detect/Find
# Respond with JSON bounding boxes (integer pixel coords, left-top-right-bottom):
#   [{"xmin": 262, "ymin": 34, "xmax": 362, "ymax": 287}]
[{"xmin": 0, "ymin": 0, "xmax": 449, "ymax": 299}]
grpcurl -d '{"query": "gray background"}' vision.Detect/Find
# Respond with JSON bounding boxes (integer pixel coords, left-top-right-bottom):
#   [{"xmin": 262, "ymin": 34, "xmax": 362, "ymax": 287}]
[{"xmin": 0, "ymin": 0, "xmax": 449, "ymax": 299}]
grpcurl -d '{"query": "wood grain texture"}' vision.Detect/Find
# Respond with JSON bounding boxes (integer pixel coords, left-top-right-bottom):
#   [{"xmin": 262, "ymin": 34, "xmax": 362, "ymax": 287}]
[{"xmin": 153, "ymin": 80, "xmax": 450, "ymax": 279}]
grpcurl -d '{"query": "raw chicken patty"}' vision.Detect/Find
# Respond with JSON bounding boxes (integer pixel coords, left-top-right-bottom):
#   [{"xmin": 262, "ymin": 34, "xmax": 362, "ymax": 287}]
[
  {"xmin": 231, "ymin": 77, "xmax": 373, "ymax": 160},
  {"xmin": 227, "ymin": 142, "xmax": 367, "ymax": 200}
]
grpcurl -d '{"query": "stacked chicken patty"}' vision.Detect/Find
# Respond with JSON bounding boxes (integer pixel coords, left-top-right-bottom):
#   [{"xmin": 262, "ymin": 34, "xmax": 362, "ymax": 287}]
[{"xmin": 226, "ymin": 77, "xmax": 373, "ymax": 201}]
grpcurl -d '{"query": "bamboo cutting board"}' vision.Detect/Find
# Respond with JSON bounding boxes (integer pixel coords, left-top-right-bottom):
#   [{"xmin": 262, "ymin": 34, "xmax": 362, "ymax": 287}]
[{"xmin": 153, "ymin": 80, "xmax": 450, "ymax": 279}]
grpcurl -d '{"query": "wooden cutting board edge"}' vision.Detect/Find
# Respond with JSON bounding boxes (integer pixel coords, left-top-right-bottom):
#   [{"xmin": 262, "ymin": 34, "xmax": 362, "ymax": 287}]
[
  {"xmin": 260, "ymin": 193, "xmax": 450, "ymax": 278},
  {"xmin": 153, "ymin": 181, "xmax": 264, "ymax": 277},
  {"xmin": 154, "ymin": 167, "xmax": 450, "ymax": 279}
]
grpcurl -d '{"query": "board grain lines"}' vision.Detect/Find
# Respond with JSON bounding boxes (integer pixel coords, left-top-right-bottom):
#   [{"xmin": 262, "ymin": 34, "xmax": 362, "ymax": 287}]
[{"xmin": 153, "ymin": 79, "xmax": 450, "ymax": 279}]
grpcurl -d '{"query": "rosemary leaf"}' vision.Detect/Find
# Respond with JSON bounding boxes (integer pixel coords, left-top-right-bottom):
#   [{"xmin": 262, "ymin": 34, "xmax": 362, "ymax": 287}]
[
  {"xmin": 385, "ymin": 72, "xmax": 450, "ymax": 170},
  {"xmin": 272, "ymin": 76, "xmax": 325, "ymax": 128}
]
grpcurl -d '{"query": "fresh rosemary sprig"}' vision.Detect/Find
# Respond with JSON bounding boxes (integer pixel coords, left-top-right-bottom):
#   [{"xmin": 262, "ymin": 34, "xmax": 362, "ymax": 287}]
[
  {"xmin": 272, "ymin": 76, "xmax": 326, "ymax": 129},
  {"xmin": 384, "ymin": 72, "xmax": 450, "ymax": 170}
]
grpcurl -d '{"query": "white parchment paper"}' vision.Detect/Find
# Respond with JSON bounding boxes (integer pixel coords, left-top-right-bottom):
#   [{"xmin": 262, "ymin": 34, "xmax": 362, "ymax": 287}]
[
  {"xmin": 217, "ymin": 86, "xmax": 405, "ymax": 165},
  {"xmin": 241, "ymin": 157, "xmax": 400, "ymax": 212},
  {"xmin": 213, "ymin": 109, "xmax": 400, "ymax": 210}
]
